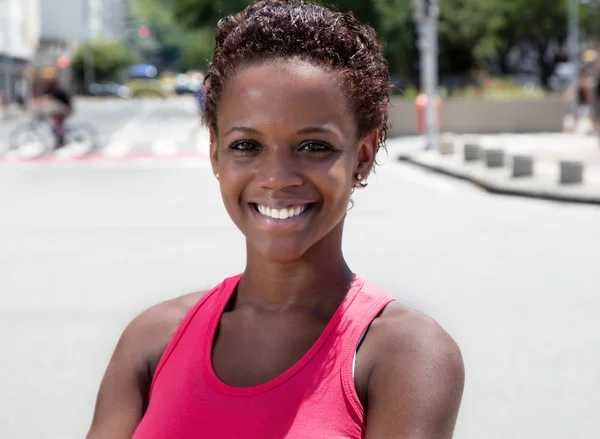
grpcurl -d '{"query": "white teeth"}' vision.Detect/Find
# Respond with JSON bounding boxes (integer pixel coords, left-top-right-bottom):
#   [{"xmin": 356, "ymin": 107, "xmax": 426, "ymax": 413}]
[{"xmin": 256, "ymin": 204, "xmax": 309, "ymax": 220}]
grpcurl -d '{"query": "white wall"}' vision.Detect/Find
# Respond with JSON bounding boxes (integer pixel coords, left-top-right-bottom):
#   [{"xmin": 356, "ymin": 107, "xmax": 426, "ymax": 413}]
[
  {"xmin": 40, "ymin": 0, "xmax": 129, "ymax": 43},
  {"xmin": 0, "ymin": 0, "xmax": 41, "ymax": 60},
  {"xmin": 40, "ymin": 0, "xmax": 88, "ymax": 42}
]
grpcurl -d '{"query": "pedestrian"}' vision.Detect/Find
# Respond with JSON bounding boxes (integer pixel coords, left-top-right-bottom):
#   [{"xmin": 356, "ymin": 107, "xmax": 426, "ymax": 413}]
[
  {"xmin": 86, "ymin": 1, "xmax": 464, "ymax": 438},
  {"xmin": 39, "ymin": 80, "xmax": 74, "ymax": 149}
]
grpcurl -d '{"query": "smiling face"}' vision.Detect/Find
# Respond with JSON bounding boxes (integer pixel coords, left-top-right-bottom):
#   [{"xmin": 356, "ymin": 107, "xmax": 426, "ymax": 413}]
[{"xmin": 210, "ymin": 59, "xmax": 377, "ymax": 262}]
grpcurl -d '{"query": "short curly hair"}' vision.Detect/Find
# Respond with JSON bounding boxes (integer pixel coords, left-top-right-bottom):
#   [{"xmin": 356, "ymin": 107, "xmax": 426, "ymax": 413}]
[{"xmin": 202, "ymin": 0, "xmax": 390, "ymax": 154}]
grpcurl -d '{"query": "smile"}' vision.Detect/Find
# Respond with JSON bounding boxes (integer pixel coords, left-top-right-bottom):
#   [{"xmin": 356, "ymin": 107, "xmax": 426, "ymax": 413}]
[{"xmin": 250, "ymin": 203, "xmax": 316, "ymax": 220}]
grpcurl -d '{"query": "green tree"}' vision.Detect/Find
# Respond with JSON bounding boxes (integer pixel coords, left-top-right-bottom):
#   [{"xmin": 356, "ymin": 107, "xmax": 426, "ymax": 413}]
[
  {"xmin": 496, "ymin": 0, "xmax": 569, "ymax": 85},
  {"xmin": 166, "ymin": 0, "xmax": 581, "ymax": 86},
  {"xmin": 170, "ymin": 0, "xmax": 418, "ymax": 75},
  {"xmin": 72, "ymin": 39, "xmax": 140, "ymax": 84},
  {"xmin": 131, "ymin": 0, "xmax": 215, "ymax": 70}
]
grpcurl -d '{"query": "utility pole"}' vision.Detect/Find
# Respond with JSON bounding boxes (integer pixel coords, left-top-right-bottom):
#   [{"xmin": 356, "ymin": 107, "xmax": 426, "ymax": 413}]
[
  {"xmin": 413, "ymin": 0, "xmax": 440, "ymax": 151},
  {"xmin": 83, "ymin": 0, "xmax": 96, "ymax": 92},
  {"xmin": 1, "ymin": 0, "xmax": 13, "ymax": 105},
  {"xmin": 568, "ymin": 0, "xmax": 581, "ymax": 118}
]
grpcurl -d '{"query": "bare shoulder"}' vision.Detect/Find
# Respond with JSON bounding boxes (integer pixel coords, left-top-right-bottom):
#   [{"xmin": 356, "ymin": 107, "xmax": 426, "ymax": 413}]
[
  {"xmin": 370, "ymin": 302, "xmax": 463, "ymax": 368},
  {"xmin": 131, "ymin": 290, "xmax": 209, "ymax": 366},
  {"xmin": 363, "ymin": 302, "xmax": 465, "ymax": 439},
  {"xmin": 86, "ymin": 290, "xmax": 210, "ymax": 439}
]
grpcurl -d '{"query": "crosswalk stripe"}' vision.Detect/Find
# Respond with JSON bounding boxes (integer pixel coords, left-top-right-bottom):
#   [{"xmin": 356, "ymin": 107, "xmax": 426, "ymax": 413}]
[
  {"xmin": 54, "ymin": 142, "xmax": 92, "ymax": 158},
  {"xmin": 103, "ymin": 140, "xmax": 132, "ymax": 157},
  {"xmin": 1, "ymin": 135, "xmax": 211, "ymax": 164},
  {"xmin": 195, "ymin": 129, "xmax": 210, "ymax": 155},
  {"xmin": 152, "ymin": 138, "xmax": 178, "ymax": 156}
]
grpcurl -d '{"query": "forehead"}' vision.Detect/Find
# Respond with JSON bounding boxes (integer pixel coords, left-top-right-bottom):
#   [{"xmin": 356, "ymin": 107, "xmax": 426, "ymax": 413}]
[{"xmin": 216, "ymin": 59, "xmax": 356, "ymax": 136}]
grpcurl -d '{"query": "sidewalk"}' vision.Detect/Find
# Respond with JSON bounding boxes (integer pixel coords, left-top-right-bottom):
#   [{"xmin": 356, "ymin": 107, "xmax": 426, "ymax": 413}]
[{"xmin": 390, "ymin": 133, "xmax": 600, "ymax": 205}]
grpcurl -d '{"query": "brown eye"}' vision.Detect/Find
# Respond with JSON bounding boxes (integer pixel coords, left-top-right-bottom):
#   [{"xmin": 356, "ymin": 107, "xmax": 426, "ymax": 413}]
[
  {"xmin": 299, "ymin": 141, "xmax": 334, "ymax": 153},
  {"xmin": 230, "ymin": 141, "xmax": 261, "ymax": 153}
]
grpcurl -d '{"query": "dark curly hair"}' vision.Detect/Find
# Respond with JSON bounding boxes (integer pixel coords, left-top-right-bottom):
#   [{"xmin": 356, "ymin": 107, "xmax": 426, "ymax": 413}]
[{"xmin": 202, "ymin": 0, "xmax": 390, "ymax": 155}]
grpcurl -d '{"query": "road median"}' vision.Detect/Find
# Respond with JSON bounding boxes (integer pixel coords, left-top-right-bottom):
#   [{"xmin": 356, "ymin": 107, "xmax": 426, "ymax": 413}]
[{"xmin": 396, "ymin": 133, "xmax": 600, "ymax": 205}]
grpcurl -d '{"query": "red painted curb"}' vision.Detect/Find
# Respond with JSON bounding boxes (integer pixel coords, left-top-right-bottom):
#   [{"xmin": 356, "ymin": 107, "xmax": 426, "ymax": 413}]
[{"xmin": 0, "ymin": 151, "xmax": 210, "ymax": 164}]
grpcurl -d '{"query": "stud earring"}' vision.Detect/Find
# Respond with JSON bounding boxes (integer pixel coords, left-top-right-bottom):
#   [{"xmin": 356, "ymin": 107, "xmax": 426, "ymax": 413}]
[
  {"xmin": 215, "ymin": 173, "xmax": 219, "ymax": 180},
  {"xmin": 356, "ymin": 174, "xmax": 362, "ymax": 181}
]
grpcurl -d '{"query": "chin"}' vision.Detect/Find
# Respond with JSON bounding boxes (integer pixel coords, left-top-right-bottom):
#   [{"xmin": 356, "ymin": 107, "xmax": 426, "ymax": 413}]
[{"xmin": 248, "ymin": 239, "xmax": 313, "ymax": 264}]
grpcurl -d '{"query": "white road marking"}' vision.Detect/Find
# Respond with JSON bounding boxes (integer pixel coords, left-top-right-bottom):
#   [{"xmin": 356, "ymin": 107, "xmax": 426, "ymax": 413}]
[
  {"xmin": 102, "ymin": 140, "xmax": 131, "ymax": 157},
  {"xmin": 152, "ymin": 138, "xmax": 178, "ymax": 156},
  {"xmin": 108, "ymin": 100, "xmax": 159, "ymax": 141},
  {"xmin": 54, "ymin": 142, "xmax": 91, "ymax": 158},
  {"xmin": 194, "ymin": 126, "xmax": 210, "ymax": 154},
  {"xmin": 17, "ymin": 142, "xmax": 47, "ymax": 158}
]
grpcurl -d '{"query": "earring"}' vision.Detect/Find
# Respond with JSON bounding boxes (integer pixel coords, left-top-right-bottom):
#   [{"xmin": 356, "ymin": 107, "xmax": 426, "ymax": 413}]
[
  {"xmin": 356, "ymin": 174, "xmax": 362, "ymax": 181},
  {"xmin": 215, "ymin": 173, "xmax": 219, "ymax": 180}
]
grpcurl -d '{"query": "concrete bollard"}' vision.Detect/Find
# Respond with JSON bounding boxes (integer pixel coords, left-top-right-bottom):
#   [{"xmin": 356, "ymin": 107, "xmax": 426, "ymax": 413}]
[
  {"xmin": 439, "ymin": 133, "xmax": 455, "ymax": 155},
  {"xmin": 512, "ymin": 155, "xmax": 534, "ymax": 177},
  {"xmin": 560, "ymin": 161, "xmax": 584, "ymax": 184},
  {"xmin": 484, "ymin": 148, "xmax": 505, "ymax": 168},
  {"xmin": 463, "ymin": 141, "xmax": 480, "ymax": 162}
]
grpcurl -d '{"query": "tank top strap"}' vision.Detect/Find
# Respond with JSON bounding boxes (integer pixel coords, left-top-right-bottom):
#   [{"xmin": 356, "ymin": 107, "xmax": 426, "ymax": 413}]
[
  {"xmin": 338, "ymin": 277, "xmax": 396, "ymax": 421},
  {"xmin": 148, "ymin": 274, "xmax": 243, "ymax": 401}
]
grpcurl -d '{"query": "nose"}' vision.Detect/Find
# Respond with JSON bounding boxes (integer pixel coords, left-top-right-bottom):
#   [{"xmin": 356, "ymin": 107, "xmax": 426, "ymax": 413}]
[{"xmin": 255, "ymin": 145, "xmax": 303, "ymax": 191}]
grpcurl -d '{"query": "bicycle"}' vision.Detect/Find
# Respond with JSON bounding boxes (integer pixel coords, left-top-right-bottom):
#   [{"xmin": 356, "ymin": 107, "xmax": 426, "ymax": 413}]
[{"xmin": 2, "ymin": 110, "xmax": 98, "ymax": 159}]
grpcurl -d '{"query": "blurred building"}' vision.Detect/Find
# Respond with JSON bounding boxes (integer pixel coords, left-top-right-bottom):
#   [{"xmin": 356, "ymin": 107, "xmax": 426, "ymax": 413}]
[
  {"xmin": 32, "ymin": 0, "xmax": 132, "ymax": 94},
  {"xmin": 40, "ymin": 0, "xmax": 130, "ymax": 42},
  {"xmin": 0, "ymin": 0, "xmax": 42, "ymax": 106}
]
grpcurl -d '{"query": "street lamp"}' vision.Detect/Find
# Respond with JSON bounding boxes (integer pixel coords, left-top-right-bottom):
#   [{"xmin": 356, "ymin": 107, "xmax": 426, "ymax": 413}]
[
  {"xmin": 568, "ymin": 0, "xmax": 581, "ymax": 118},
  {"xmin": 0, "ymin": 0, "xmax": 13, "ymax": 105},
  {"xmin": 412, "ymin": 0, "xmax": 440, "ymax": 151},
  {"xmin": 82, "ymin": 0, "xmax": 96, "ymax": 92}
]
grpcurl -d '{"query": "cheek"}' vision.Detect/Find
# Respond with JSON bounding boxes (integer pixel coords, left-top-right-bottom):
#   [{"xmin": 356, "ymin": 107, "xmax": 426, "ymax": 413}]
[
  {"xmin": 217, "ymin": 169, "xmax": 245, "ymax": 211},
  {"xmin": 310, "ymin": 156, "xmax": 354, "ymax": 200}
]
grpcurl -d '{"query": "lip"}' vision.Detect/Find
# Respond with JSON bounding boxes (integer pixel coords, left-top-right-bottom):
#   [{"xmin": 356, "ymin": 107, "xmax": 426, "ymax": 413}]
[{"xmin": 247, "ymin": 202, "xmax": 318, "ymax": 231}]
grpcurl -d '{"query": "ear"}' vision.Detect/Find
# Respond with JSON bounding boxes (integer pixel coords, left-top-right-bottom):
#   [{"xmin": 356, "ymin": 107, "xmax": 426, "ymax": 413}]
[
  {"xmin": 355, "ymin": 130, "xmax": 379, "ymax": 180},
  {"xmin": 209, "ymin": 130, "xmax": 219, "ymax": 177}
]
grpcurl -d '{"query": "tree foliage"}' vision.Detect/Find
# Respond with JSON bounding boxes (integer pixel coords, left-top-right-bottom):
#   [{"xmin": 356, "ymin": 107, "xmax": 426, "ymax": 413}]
[
  {"xmin": 72, "ymin": 39, "xmax": 140, "ymax": 83},
  {"xmin": 132, "ymin": 0, "xmax": 592, "ymax": 86},
  {"xmin": 131, "ymin": 0, "xmax": 216, "ymax": 70}
]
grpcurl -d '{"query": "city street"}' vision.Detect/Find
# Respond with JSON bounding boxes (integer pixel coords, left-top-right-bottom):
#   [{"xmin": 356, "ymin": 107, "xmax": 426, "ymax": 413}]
[
  {"xmin": 0, "ymin": 99, "xmax": 599, "ymax": 439},
  {"xmin": 0, "ymin": 97, "xmax": 207, "ymax": 159}
]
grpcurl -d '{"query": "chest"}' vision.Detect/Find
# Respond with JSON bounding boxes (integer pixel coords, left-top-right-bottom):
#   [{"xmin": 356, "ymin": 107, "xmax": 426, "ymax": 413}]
[
  {"xmin": 211, "ymin": 311, "xmax": 328, "ymax": 388},
  {"xmin": 136, "ymin": 311, "xmax": 366, "ymax": 439}
]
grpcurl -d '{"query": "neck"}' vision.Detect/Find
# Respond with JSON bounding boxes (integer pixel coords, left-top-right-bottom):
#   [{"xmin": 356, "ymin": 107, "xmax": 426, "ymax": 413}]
[{"xmin": 237, "ymin": 224, "xmax": 354, "ymax": 315}]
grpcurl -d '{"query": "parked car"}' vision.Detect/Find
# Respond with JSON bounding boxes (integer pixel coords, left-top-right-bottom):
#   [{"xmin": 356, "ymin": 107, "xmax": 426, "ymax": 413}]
[
  {"xmin": 548, "ymin": 62, "xmax": 577, "ymax": 92},
  {"xmin": 174, "ymin": 74, "xmax": 203, "ymax": 95},
  {"xmin": 124, "ymin": 79, "xmax": 168, "ymax": 99},
  {"xmin": 88, "ymin": 82, "xmax": 132, "ymax": 99}
]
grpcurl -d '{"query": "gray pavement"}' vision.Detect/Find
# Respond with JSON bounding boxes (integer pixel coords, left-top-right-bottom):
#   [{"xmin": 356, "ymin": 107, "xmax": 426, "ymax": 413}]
[
  {"xmin": 0, "ymin": 97, "xmax": 206, "ymax": 159},
  {"xmin": 397, "ymin": 133, "xmax": 600, "ymax": 204},
  {"xmin": 0, "ymin": 102, "xmax": 599, "ymax": 439}
]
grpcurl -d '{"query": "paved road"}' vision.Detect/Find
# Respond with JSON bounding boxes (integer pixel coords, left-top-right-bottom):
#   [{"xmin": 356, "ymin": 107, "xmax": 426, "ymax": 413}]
[
  {"xmin": 0, "ymin": 97, "xmax": 206, "ymax": 158},
  {"xmin": 0, "ymin": 102, "xmax": 599, "ymax": 439}
]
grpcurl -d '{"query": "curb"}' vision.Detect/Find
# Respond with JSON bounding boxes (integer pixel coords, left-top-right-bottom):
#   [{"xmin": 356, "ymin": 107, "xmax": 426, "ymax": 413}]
[
  {"xmin": 0, "ymin": 150, "xmax": 210, "ymax": 164},
  {"xmin": 398, "ymin": 154, "xmax": 600, "ymax": 206}
]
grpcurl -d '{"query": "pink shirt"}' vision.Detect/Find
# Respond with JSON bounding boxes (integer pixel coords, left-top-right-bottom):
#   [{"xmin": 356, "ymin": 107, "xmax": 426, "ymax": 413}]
[{"xmin": 133, "ymin": 273, "xmax": 395, "ymax": 438}]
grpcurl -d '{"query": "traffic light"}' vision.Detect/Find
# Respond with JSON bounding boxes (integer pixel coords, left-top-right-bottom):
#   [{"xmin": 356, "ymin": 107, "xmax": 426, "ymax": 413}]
[
  {"xmin": 138, "ymin": 26, "xmax": 151, "ymax": 39},
  {"xmin": 57, "ymin": 56, "xmax": 70, "ymax": 69}
]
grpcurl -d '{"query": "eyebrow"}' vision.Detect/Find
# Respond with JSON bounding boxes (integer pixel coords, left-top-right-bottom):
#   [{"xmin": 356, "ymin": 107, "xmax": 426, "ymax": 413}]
[
  {"xmin": 224, "ymin": 126, "xmax": 261, "ymax": 136},
  {"xmin": 224, "ymin": 126, "xmax": 338, "ymax": 136}
]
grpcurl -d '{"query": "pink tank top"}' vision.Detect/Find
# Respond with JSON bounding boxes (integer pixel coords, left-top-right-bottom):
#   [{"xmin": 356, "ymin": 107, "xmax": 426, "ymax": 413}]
[{"xmin": 132, "ymin": 273, "xmax": 395, "ymax": 439}]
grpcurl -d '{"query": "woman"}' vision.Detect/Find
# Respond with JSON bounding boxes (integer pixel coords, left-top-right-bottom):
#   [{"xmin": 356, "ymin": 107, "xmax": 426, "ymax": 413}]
[{"xmin": 86, "ymin": 1, "xmax": 464, "ymax": 438}]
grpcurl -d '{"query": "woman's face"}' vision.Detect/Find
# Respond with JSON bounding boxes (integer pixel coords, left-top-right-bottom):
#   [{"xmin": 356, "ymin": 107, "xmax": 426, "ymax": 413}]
[{"xmin": 210, "ymin": 59, "xmax": 377, "ymax": 262}]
